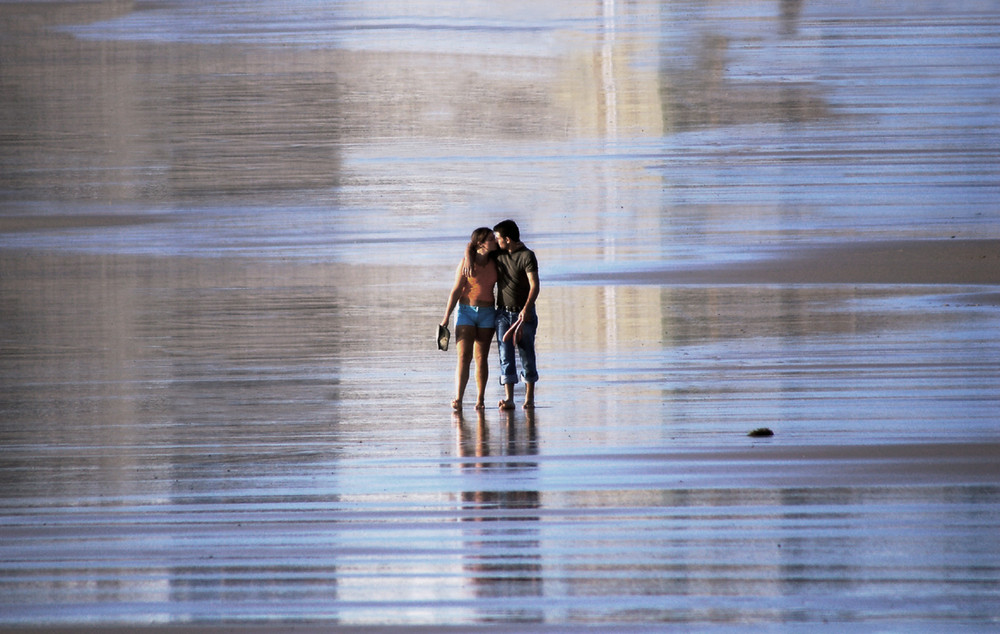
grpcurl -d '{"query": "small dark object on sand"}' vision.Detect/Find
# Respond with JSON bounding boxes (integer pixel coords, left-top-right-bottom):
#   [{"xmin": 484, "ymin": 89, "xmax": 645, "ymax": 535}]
[{"xmin": 748, "ymin": 427, "xmax": 774, "ymax": 437}]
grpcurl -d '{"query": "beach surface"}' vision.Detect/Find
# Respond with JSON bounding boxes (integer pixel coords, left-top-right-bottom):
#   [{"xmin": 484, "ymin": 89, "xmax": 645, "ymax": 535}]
[{"xmin": 2, "ymin": 0, "xmax": 999, "ymax": 631}]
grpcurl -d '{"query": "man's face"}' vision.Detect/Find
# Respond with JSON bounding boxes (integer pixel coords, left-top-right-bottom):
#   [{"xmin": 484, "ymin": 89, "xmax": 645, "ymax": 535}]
[{"xmin": 494, "ymin": 232, "xmax": 511, "ymax": 251}]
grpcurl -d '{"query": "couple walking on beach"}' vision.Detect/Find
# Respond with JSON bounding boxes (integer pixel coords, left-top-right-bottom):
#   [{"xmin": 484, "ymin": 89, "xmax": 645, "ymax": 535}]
[{"xmin": 440, "ymin": 219, "xmax": 539, "ymax": 411}]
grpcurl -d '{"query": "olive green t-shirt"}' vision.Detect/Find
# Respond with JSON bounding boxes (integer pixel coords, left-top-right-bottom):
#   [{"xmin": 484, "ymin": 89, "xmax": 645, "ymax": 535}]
[{"xmin": 495, "ymin": 245, "xmax": 538, "ymax": 312}]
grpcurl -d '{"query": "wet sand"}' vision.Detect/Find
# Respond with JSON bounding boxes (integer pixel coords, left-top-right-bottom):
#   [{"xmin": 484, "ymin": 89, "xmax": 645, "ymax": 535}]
[
  {"xmin": 559, "ymin": 238, "xmax": 1000, "ymax": 286},
  {"xmin": 3, "ymin": 0, "xmax": 1000, "ymax": 631},
  {"xmin": 3, "ymin": 240, "xmax": 999, "ymax": 631}
]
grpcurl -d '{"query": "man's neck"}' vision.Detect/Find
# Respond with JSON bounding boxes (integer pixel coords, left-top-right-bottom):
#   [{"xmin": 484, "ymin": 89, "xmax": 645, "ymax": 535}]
[{"xmin": 507, "ymin": 241, "xmax": 524, "ymax": 253}]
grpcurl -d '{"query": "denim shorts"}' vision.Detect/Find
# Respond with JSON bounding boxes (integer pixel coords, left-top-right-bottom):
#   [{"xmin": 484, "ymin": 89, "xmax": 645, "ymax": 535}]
[{"xmin": 456, "ymin": 303, "xmax": 497, "ymax": 329}]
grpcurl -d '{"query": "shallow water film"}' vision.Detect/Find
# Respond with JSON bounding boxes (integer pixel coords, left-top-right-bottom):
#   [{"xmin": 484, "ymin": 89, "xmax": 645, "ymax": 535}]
[{"xmin": 2, "ymin": 0, "xmax": 1000, "ymax": 630}]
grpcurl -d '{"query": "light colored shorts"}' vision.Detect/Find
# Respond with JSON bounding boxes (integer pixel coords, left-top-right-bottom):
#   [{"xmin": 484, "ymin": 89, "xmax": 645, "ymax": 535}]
[{"xmin": 456, "ymin": 303, "xmax": 497, "ymax": 329}]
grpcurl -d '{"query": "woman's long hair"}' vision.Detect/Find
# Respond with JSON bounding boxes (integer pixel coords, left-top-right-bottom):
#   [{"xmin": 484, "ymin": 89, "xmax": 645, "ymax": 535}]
[{"xmin": 465, "ymin": 227, "xmax": 493, "ymax": 275}]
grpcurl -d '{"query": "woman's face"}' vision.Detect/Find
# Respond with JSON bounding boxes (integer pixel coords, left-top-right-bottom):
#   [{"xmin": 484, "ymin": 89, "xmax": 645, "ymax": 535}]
[{"xmin": 481, "ymin": 234, "xmax": 498, "ymax": 252}]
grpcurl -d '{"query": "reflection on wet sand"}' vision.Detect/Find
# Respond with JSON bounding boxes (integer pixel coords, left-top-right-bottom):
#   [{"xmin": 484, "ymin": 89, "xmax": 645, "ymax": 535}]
[
  {"xmin": 2, "ymin": 0, "xmax": 1000, "ymax": 629},
  {"xmin": 456, "ymin": 410, "xmax": 542, "ymax": 622},
  {"xmin": 1, "ymin": 1, "xmax": 347, "ymax": 203},
  {"xmin": 0, "ymin": 0, "xmax": 832, "ymax": 207},
  {"xmin": 541, "ymin": 480, "xmax": 1000, "ymax": 624}
]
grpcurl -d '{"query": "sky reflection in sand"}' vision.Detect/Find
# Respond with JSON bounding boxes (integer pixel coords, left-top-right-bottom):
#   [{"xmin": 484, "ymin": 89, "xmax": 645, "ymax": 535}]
[{"xmin": 2, "ymin": 0, "xmax": 1000, "ymax": 629}]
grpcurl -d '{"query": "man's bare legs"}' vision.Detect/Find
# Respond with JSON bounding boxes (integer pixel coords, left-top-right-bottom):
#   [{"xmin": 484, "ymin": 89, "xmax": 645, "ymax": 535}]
[
  {"xmin": 452, "ymin": 326, "xmax": 476, "ymax": 409},
  {"xmin": 498, "ymin": 382, "xmax": 515, "ymax": 410},
  {"xmin": 499, "ymin": 381, "xmax": 535, "ymax": 410},
  {"xmin": 523, "ymin": 382, "xmax": 535, "ymax": 409}
]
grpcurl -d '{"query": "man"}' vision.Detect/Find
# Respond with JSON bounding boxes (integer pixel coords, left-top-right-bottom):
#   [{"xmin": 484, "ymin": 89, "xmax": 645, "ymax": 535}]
[{"xmin": 492, "ymin": 219, "xmax": 539, "ymax": 410}]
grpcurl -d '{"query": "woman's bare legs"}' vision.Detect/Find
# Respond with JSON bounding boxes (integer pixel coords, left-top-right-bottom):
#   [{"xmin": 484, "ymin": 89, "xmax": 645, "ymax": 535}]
[
  {"xmin": 472, "ymin": 328, "xmax": 495, "ymax": 409},
  {"xmin": 452, "ymin": 326, "xmax": 476, "ymax": 409}
]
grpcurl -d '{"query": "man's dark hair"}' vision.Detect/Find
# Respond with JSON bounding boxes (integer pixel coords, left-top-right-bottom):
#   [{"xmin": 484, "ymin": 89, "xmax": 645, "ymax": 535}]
[{"xmin": 493, "ymin": 219, "xmax": 520, "ymax": 242}]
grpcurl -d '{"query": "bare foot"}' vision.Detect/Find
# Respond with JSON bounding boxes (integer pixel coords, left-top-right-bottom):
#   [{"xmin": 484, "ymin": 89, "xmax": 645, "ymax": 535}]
[
  {"xmin": 451, "ymin": 399, "xmax": 462, "ymax": 410},
  {"xmin": 474, "ymin": 401, "xmax": 485, "ymax": 410},
  {"xmin": 498, "ymin": 399, "xmax": 515, "ymax": 410},
  {"xmin": 522, "ymin": 401, "xmax": 535, "ymax": 410}
]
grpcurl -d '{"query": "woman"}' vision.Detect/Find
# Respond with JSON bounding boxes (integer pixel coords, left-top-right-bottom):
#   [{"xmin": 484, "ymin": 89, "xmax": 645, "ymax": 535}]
[{"xmin": 441, "ymin": 227, "xmax": 498, "ymax": 410}]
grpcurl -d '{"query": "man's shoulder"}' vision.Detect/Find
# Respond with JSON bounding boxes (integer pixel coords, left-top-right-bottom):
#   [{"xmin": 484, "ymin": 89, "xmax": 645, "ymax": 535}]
[{"xmin": 512, "ymin": 245, "xmax": 537, "ymax": 270}]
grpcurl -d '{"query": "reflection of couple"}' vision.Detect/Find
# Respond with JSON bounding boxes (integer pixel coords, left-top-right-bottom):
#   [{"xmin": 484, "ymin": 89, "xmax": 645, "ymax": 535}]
[{"xmin": 440, "ymin": 220, "xmax": 539, "ymax": 411}]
